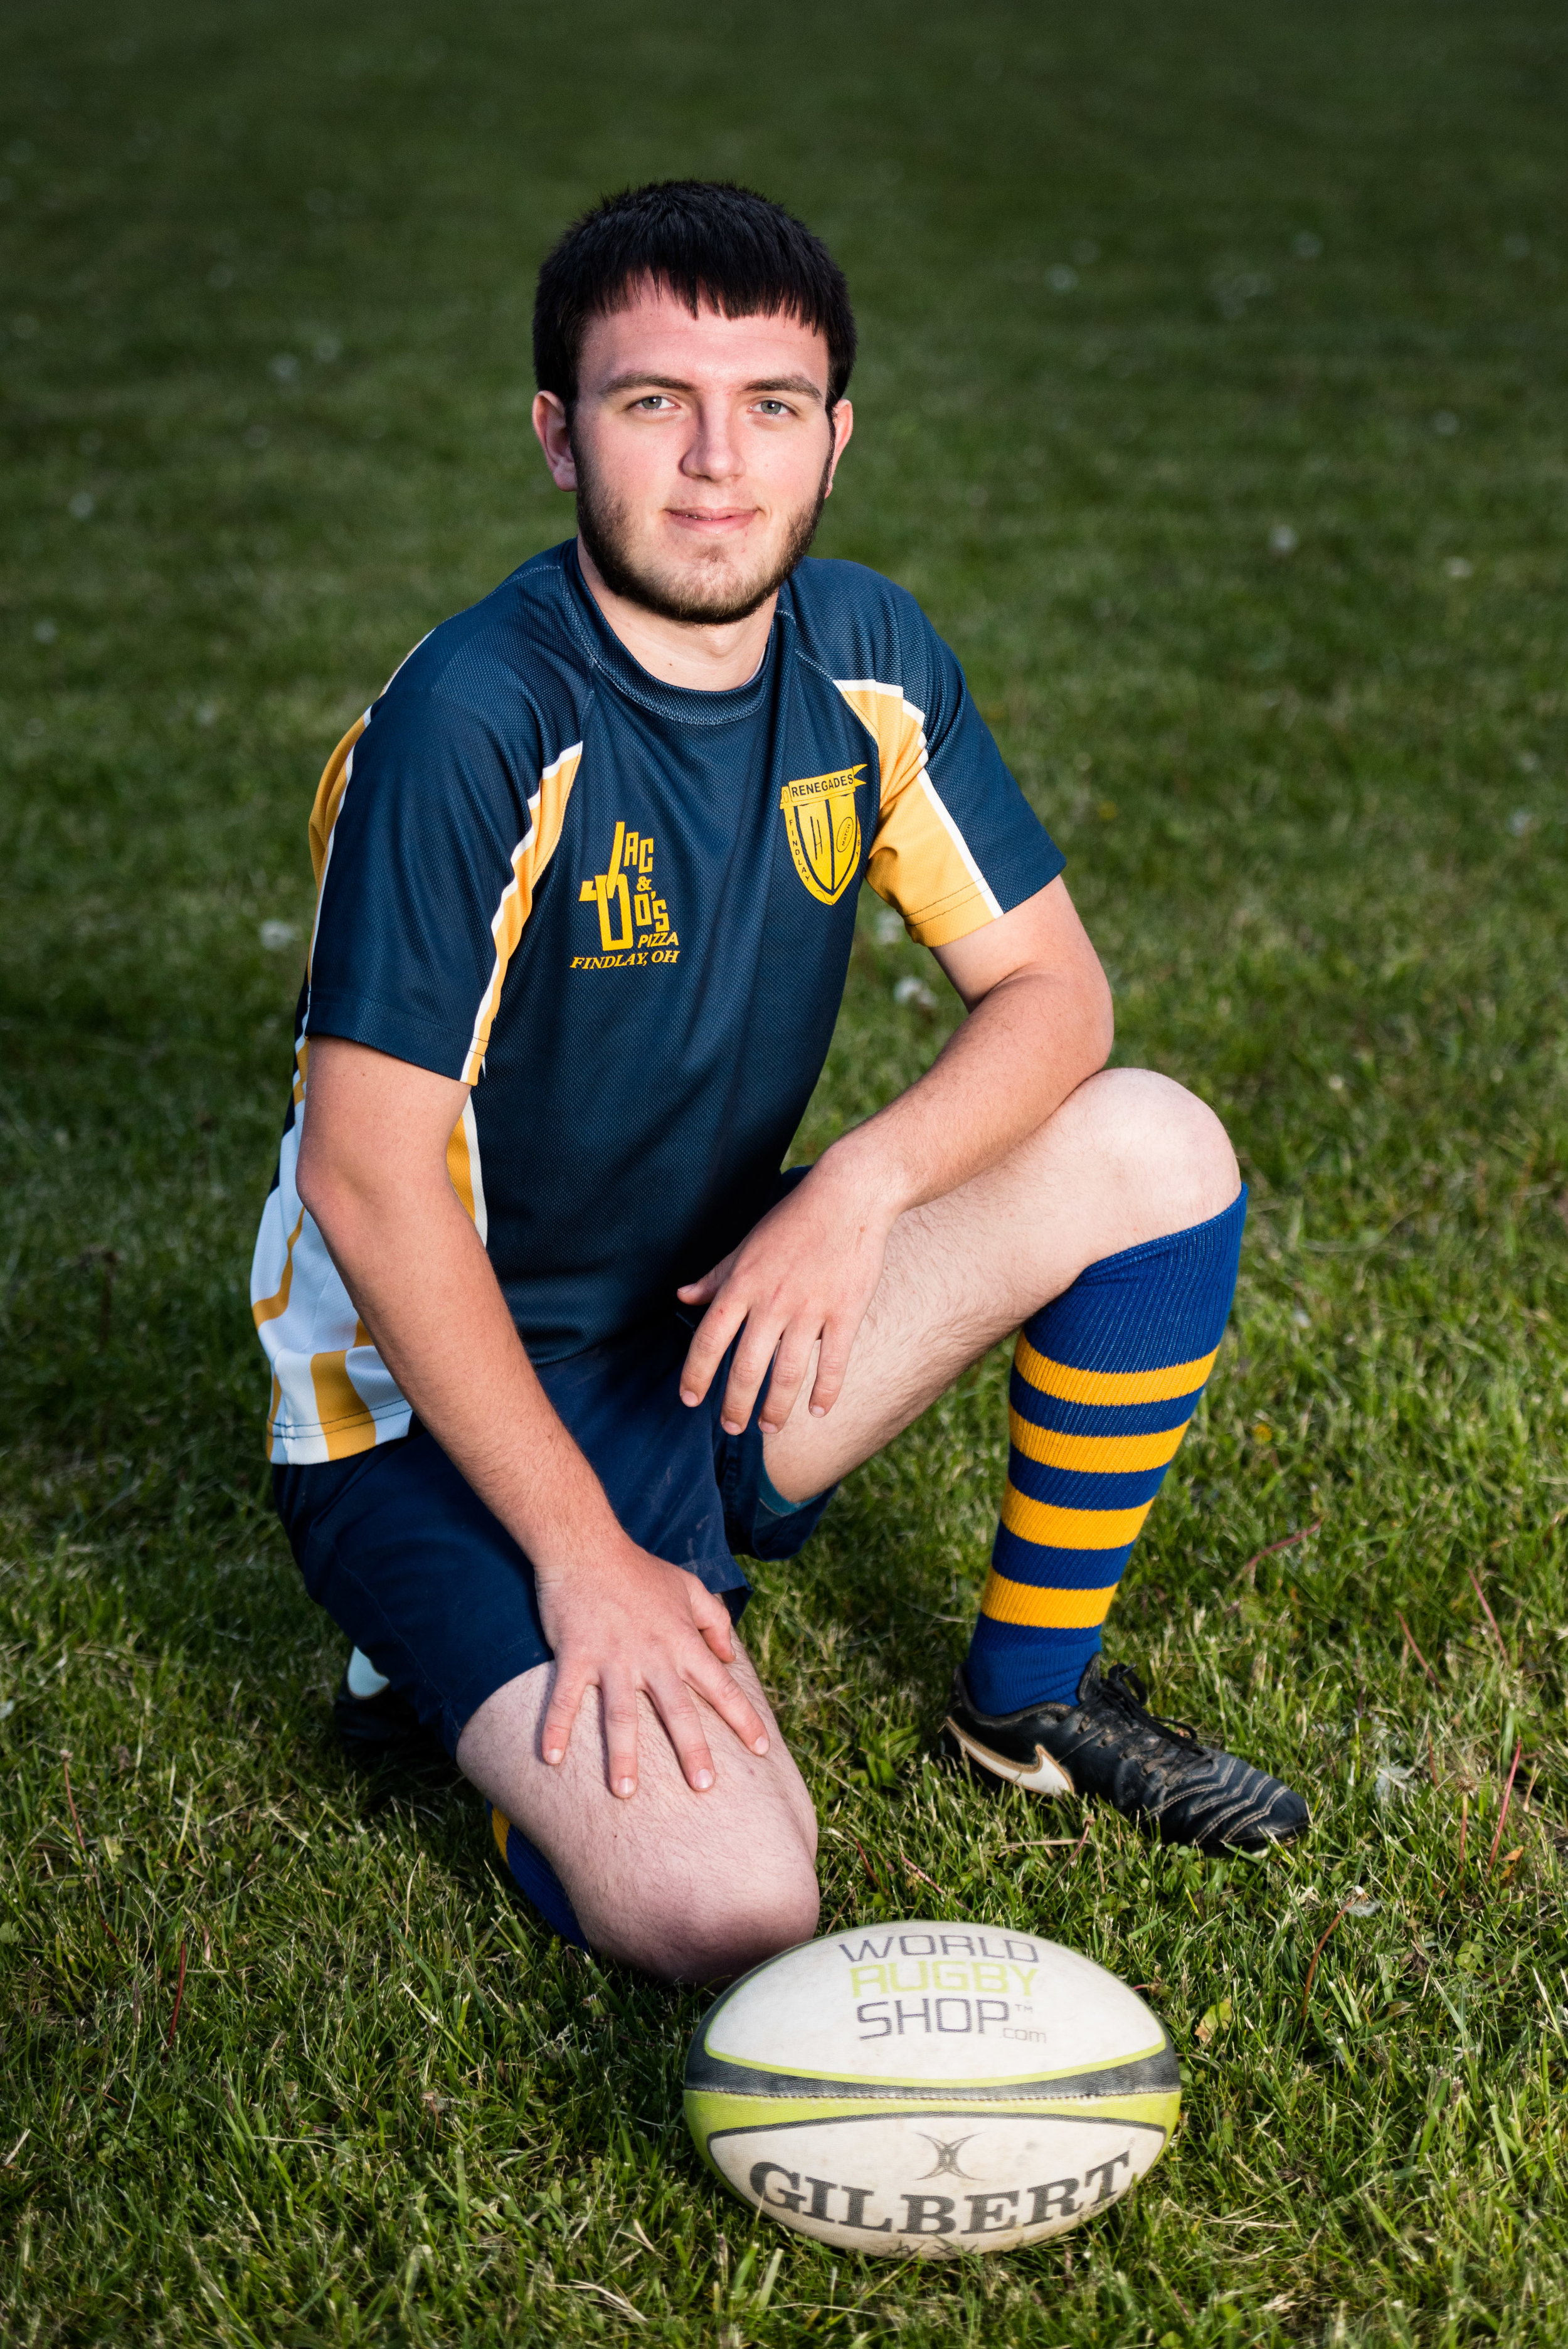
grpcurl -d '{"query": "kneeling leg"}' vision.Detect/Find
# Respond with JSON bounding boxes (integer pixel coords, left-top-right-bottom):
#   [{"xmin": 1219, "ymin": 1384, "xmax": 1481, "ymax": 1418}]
[{"xmin": 457, "ymin": 1643, "xmax": 820, "ymax": 1983}]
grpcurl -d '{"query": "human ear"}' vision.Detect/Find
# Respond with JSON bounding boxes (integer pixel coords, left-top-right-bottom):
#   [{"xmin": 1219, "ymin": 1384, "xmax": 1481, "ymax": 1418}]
[
  {"xmin": 823, "ymin": 398, "xmax": 854, "ymax": 496},
  {"xmin": 532, "ymin": 390, "xmax": 578, "ymax": 490}
]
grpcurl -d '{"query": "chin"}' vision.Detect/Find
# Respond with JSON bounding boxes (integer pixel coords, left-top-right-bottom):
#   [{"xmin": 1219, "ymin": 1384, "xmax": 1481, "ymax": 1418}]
[
  {"xmin": 640, "ymin": 555, "xmax": 784, "ymax": 627},
  {"xmin": 677, "ymin": 572, "xmax": 773, "ymax": 618},
  {"xmin": 660, "ymin": 542, "xmax": 765, "ymax": 593}
]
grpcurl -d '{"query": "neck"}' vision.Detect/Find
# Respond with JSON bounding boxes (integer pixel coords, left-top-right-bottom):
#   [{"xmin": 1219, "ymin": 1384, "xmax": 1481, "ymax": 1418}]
[{"xmin": 575, "ymin": 535, "xmax": 775, "ymax": 692}]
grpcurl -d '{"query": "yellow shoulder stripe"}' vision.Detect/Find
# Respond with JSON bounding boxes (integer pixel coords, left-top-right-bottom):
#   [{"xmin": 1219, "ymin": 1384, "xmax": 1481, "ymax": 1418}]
[
  {"xmin": 462, "ymin": 743, "xmax": 583, "ymax": 1085},
  {"xmin": 831, "ymin": 679, "xmax": 927, "ymax": 811},
  {"xmin": 307, "ymin": 716, "xmax": 368, "ymax": 889},
  {"xmin": 834, "ymin": 677, "xmax": 1002, "ymax": 946}
]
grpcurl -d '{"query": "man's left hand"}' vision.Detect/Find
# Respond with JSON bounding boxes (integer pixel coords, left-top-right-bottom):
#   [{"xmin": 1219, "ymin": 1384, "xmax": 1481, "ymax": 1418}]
[
  {"xmin": 677, "ymin": 1157, "xmax": 896, "ymax": 1435},
  {"xmin": 678, "ymin": 881, "xmax": 1114, "ymax": 1440}
]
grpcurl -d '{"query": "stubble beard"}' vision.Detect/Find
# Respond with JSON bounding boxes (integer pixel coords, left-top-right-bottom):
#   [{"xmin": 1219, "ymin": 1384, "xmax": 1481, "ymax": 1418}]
[{"xmin": 572, "ymin": 437, "xmax": 834, "ymax": 627}]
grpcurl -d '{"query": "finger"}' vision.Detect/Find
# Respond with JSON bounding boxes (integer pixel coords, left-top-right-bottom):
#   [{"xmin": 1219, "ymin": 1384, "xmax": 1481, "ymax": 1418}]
[
  {"xmin": 719, "ymin": 1317, "xmax": 787, "ymax": 1436},
  {"xmin": 685, "ymin": 1578, "xmax": 736, "ymax": 1662},
  {"xmin": 756, "ymin": 1328, "xmax": 817, "ymax": 1436},
  {"xmin": 600, "ymin": 1671, "xmax": 643, "ymax": 1800},
  {"xmin": 645, "ymin": 1675, "xmax": 718, "ymax": 1791},
  {"xmin": 679, "ymin": 1290, "xmax": 750, "ymax": 1408},
  {"xmin": 686, "ymin": 1651, "xmax": 771, "ymax": 1758},
  {"xmin": 540, "ymin": 1659, "xmax": 592, "ymax": 1768},
  {"xmin": 808, "ymin": 1315, "xmax": 859, "ymax": 1419},
  {"xmin": 675, "ymin": 1251, "xmax": 734, "ymax": 1305}
]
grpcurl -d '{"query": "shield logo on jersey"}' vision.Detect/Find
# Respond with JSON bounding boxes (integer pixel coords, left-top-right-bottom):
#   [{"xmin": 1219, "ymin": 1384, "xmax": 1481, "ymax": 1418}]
[{"xmin": 779, "ymin": 765, "xmax": 866, "ymax": 905}]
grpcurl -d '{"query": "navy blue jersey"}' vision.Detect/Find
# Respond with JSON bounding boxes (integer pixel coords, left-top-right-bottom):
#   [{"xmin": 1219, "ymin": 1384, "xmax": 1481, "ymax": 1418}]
[{"xmin": 252, "ymin": 543, "xmax": 1062, "ymax": 1463}]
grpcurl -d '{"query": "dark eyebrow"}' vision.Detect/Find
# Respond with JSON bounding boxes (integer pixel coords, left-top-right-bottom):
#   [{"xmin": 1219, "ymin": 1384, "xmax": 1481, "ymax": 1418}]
[
  {"xmin": 597, "ymin": 371, "xmax": 826, "ymax": 404},
  {"xmin": 744, "ymin": 376, "xmax": 826, "ymax": 400}
]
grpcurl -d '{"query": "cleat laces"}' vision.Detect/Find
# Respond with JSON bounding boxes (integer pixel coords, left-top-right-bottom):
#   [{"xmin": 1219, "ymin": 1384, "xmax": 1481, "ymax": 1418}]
[{"xmin": 1096, "ymin": 1663, "xmax": 1208, "ymax": 1758}]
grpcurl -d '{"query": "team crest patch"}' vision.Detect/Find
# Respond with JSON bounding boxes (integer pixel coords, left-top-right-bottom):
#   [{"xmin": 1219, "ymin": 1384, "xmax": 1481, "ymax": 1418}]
[{"xmin": 779, "ymin": 766, "xmax": 866, "ymax": 906}]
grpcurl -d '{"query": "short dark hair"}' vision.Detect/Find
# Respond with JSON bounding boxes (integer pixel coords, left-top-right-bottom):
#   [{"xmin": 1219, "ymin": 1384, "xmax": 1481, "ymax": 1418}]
[{"xmin": 533, "ymin": 180, "xmax": 857, "ymax": 413}]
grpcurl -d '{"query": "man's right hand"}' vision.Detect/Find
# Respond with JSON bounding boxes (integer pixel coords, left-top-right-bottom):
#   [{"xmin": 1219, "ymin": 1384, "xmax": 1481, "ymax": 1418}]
[
  {"xmin": 297, "ymin": 1036, "xmax": 771, "ymax": 1803},
  {"xmin": 532, "ymin": 1543, "xmax": 771, "ymax": 1797}
]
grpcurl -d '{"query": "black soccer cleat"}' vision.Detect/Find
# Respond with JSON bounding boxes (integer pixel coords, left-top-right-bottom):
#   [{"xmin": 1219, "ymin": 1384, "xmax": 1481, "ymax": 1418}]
[
  {"xmin": 332, "ymin": 1650, "xmax": 429, "ymax": 1758},
  {"xmin": 943, "ymin": 1654, "xmax": 1310, "ymax": 1856}
]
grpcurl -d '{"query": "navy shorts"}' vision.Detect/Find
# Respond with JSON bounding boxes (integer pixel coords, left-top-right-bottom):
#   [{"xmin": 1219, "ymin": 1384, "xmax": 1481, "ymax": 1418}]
[{"xmin": 272, "ymin": 1298, "xmax": 834, "ymax": 1758}]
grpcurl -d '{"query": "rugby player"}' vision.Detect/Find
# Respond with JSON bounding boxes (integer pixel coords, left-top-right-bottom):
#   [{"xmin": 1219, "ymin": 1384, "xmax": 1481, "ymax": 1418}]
[{"xmin": 251, "ymin": 181, "xmax": 1308, "ymax": 1983}]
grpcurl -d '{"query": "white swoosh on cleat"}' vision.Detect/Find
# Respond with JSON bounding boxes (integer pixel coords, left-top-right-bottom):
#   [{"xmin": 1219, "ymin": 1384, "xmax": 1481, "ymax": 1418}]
[{"xmin": 946, "ymin": 1717, "xmax": 1076, "ymax": 1798}]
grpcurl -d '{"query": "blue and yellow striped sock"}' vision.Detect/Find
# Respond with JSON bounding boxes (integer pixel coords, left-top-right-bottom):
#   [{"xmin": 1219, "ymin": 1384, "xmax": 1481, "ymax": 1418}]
[{"xmin": 965, "ymin": 1190, "xmax": 1246, "ymax": 1714}]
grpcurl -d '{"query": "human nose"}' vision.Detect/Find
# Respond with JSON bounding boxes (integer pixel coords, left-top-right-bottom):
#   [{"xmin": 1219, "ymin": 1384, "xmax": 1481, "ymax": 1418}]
[{"xmin": 679, "ymin": 399, "xmax": 744, "ymax": 484}]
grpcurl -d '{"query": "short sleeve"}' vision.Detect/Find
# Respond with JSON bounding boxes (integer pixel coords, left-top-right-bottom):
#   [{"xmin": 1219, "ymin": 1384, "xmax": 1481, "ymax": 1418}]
[
  {"xmin": 305, "ymin": 683, "xmax": 563, "ymax": 1085},
  {"xmin": 842, "ymin": 606, "xmax": 1063, "ymax": 948}
]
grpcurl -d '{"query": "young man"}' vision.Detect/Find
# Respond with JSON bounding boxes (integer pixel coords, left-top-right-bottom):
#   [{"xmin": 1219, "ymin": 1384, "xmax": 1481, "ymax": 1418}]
[{"xmin": 252, "ymin": 181, "xmax": 1307, "ymax": 1985}]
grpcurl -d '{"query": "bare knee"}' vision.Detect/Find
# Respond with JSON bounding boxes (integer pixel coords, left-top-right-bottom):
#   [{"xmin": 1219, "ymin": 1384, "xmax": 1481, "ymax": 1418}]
[
  {"xmin": 581, "ymin": 1830, "xmax": 820, "ymax": 1986},
  {"xmin": 467, "ymin": 1664, "xmax": 821, "ymax": 1985},
  {"xmin": 1070, "ymin": 1066, "xmax": 1239, "ymax": 1231},
  {"xmin": 657, "ymin": 1857, "xmax": 820, "ymax": 1986}
]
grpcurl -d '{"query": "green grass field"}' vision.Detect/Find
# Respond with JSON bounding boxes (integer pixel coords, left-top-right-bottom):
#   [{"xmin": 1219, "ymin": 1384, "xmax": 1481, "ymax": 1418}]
[{"xmin": 4, "ymin": 0, "xmax": 1567, "ymax": 2338}]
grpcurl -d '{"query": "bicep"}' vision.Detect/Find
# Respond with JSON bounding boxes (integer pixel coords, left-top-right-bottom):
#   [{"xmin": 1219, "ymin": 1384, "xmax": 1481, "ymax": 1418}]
[
  {"xmin": 931, "ymin": 876, "xmax": 1109, "ymax": 1014},
  {"xmin": 306, "ymin": 689, "xmax": 545, "ymax": 1085},
  {"xmin": 299, "ymin": 1036, "xmax": 472, "ymax": 1199}
]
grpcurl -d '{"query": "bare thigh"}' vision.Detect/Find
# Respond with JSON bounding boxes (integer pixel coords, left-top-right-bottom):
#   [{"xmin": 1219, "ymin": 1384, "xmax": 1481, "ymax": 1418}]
[
  {"xmin": 456, "ymin": 1637, "xmax": 820, "ymax": 1984},
  {"xmin": 763, "ymin": 1064, "xmax": 1240, "ymax": 1503}
]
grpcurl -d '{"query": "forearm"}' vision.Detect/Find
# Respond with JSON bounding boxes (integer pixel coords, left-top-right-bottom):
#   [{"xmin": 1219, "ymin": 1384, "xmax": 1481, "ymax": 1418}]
[
  {"xmin": 820, "ymin": 962, "xmax": 1111, "ymax": 1221},
  {"xmin": 294, "ymin": 1035, "xmax": 765, "ymax": 1792},
  {"xmin": 299, "ymin": 1166, "xmax": 622, "ymax": 1574}
]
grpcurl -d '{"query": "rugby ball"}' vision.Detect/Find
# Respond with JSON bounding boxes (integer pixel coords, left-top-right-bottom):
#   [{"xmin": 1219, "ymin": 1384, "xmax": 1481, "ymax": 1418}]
[{"xmin": 684, "ymin": 1918, "xmax": 1178, "ymax": 2256}]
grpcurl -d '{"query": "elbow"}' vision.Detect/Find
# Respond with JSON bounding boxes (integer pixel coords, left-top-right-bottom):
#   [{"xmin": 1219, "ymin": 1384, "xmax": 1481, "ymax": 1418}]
[
  {"xmin": 296, "ymin": 1128, "xmax": 449, "ymax": 1263},
  {"xmin": 293, "ymin": 1129, "xmax": 326, "ymax": 1225},
  {"xmin": 294, "ymin": 1134, "xmax": 352, "ymax": 1248},
  {"xmin": 294, "ymin": 1171, "xmax": 337, "ymax": 1256},
  {"xmin": 295, "ymin": 1150, "xmax": 381, "ymax": 1284}
]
